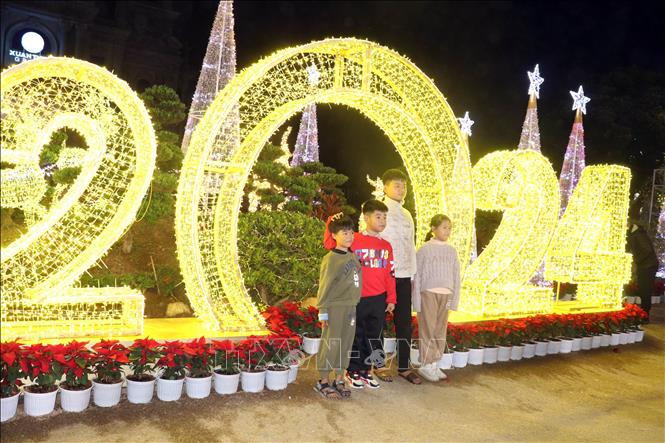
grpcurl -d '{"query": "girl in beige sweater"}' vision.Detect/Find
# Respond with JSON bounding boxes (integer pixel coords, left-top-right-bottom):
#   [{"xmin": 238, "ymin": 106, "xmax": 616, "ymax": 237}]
[{"xmin": 412, "ymin": 214, "xmax": 461, "ymax": 382}]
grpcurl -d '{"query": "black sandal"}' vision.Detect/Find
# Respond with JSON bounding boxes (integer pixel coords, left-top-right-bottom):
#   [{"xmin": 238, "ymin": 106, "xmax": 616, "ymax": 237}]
[
  {"xmin": 334, "ymin": 380, "xmax": 352, "ymax": 398},
  {"xmin": 314, "ymin": 381, "xmax": 341, "ymax": 399}
]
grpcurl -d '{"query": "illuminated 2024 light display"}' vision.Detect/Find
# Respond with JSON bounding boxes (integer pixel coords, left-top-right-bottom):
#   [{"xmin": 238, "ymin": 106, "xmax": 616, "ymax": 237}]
[
  {"xmin": 0, "ymin": 57, "xmax": 156, "ymax": 340},
  {"xmin": 1, "ymin": 41, "xmax": 634, "ymax": 339}
]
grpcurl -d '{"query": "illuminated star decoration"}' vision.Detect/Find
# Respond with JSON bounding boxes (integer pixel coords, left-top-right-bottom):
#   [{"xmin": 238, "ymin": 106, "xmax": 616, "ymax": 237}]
[
  {"xmin": 457, "ymin": 111, "xmax": 474, "ymax": 137},
  {"xmin": 570, "ymin": 85, "xmax": 591, "ymax": 115},
  {"xmin": 527, "ymin": 64, "xmax": 544, "ymax": 98}
]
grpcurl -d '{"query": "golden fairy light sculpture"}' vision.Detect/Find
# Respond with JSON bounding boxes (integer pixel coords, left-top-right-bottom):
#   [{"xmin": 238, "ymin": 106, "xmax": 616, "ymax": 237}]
[
  {"xmin": 176, "ymin": 38, "xmax": 474, "ymax": 331},
  {"xmin": 0, "ymin": 57, "xmax": 156, "ymax": 340}
]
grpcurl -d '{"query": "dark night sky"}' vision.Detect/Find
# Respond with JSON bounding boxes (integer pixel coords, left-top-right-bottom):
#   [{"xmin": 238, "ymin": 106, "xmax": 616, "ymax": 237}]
[{"xmin": 179, "ymin": 1, "xmax": 665, "ymax": 208}]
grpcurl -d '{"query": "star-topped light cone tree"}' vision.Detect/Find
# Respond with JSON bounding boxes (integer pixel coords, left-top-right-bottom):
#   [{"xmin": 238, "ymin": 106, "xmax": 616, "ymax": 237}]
[
  {"xmin": 290, "ymin": 65, "xmax": 321, "ymax": 166},
  {"xmin": 559, "ymin": 85, "xmax": 591, "ymax": 216},
  {"xmin": 457, "ymin": 111, "xmax": 478, "ymax": 263},
  {"xmin": 518, "ymin": 64, "xmax": 544, "ymax": 152},
  {"xmin": 181, "ymin": 1, "xmax": 237, "ymax": 154}
]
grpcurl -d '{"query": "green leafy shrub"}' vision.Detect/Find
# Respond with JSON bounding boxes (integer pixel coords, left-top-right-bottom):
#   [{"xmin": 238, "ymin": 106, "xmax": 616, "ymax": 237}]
[{"xmin": 238, "ymin": 211, "xmax": 327, "ymax": 306}]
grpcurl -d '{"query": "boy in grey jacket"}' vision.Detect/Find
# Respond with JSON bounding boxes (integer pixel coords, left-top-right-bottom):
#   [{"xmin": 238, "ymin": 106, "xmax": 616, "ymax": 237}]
[{"xmin": 315, "ymin": 215, "xmax": 362, "ymax": 399}]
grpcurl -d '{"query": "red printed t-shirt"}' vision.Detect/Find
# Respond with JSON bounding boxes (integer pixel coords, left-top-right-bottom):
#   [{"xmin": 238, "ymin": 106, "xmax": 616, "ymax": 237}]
[{"xmin": 323, "ymin": 218, "xmax": 397, "ymax": 304}]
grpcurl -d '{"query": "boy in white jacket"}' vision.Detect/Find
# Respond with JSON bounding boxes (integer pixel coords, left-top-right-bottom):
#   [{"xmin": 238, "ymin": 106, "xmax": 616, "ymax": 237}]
[{"xmin": 378, "ymin": 169, "xmax": 421, "ymax": 385}]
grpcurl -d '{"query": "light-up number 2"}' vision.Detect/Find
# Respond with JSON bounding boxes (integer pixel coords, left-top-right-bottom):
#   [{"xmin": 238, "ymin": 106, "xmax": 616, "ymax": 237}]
[
  {"xmin": 0, "ymin": 58, "xmax": 156, "ymax": 340},
  {"xmin": 460, "ymin": 150, "xmax": 560, "ymax": 317}
]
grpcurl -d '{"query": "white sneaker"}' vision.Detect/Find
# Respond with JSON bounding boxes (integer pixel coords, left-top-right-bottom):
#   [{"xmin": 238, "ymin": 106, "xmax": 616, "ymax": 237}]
[{"xmin": 417, "ymin": 363, "xmax": 439, "ymax": 382}]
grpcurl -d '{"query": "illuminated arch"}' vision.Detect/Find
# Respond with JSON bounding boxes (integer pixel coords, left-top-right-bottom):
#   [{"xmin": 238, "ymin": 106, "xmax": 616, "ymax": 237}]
[
  {"xmin": 1, "ymin": 57, "xmax": 155, "ymax": 339},
  {"xmin": 176, "ymin": 38, "xmax": 473, "ymax": 331}
]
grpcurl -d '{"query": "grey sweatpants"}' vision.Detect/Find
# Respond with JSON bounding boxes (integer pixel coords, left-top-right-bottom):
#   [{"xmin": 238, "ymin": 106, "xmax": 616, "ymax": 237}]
[{"xmin": 317, "ymin": 305, "xmax": 357, "ymax": 379}]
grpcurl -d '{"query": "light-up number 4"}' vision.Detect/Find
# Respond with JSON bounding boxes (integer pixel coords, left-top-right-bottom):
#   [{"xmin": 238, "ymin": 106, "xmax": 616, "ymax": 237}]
[{"xmin": 546, "ymin": 165, "xmax": 632, "ymax": 309}]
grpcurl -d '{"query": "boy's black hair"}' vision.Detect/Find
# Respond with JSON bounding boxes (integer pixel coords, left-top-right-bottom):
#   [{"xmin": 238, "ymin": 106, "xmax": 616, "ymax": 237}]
[
  {"xmin": 382, "ymin": 168, "xmax": 407, "ymax": 185},
  {"xmin": 328, "ymin": 215, "xmax": 355, "ymax": 234},
  {"xmin": 362, "ymin": 199, "xmax": 389, "ymax": 215}
]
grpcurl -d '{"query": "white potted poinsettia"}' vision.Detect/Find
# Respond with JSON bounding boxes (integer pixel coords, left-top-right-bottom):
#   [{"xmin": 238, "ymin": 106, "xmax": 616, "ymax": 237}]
[
  {"xmin": 58, "ymin": 341, "xmax": 95, "ymax": 412},
  {"xmin": 1, "ymin": 340, "xmax": 26, "ymax": 422},
  {"xmin": 155, "ymin": 340, "xmax": 187, "ymax": 402},
  {"xmin": 183, "ymin": 337, "xmax": 214, "ymax": 399},
  {"xmin": 212, "ymin": 340, "xmax": 241, "ymax": 395},
  {"xmin": 126, "ymin": 338, "xmax": 161, "ymax": 404}
]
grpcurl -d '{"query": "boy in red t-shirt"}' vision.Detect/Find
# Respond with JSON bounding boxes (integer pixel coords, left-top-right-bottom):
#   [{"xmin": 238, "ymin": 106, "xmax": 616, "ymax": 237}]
[{"xmin": 324, "ymin": 200, "xmax": 396, "ymax": 389}]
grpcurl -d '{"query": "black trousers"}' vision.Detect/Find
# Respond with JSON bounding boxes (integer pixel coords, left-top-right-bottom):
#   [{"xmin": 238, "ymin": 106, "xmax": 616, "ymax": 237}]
[
  {"xmin": 347, "ymin": 294, "xmax": 386, "ymax": 372},
  {"xmin": 636, "ymin": 266, "xmax": 657, "ymax": 317},
  {"xmin": 394, "ymin": 277, "xmax": 413, "ymax": 371}
]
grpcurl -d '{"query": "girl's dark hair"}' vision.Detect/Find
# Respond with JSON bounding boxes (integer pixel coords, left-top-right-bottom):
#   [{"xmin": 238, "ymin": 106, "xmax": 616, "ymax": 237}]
[
  {"xmin": 425, "ymin": 214, "xmax": 452, "ymax": 241},
  {"xmin": 329, "ymin": 215, "xmax": 355, "ymax": 234}
]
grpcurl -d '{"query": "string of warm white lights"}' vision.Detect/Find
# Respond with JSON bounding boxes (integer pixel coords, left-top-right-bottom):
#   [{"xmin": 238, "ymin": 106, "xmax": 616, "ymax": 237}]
[{"xmin": 0, "ymin": 57, "xmax": 156, "ymax": 340}]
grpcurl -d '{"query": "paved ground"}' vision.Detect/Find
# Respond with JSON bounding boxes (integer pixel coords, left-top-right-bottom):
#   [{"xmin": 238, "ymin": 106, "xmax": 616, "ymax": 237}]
[{"xmin": 2, "ymin": 324, "xmax": 663, "ymax": 443}]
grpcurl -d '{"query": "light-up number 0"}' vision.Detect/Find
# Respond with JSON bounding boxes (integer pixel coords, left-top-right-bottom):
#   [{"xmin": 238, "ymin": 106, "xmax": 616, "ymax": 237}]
[{"xmin": 0, "ymin": 58, "xmax": 156, "ymax": 340}]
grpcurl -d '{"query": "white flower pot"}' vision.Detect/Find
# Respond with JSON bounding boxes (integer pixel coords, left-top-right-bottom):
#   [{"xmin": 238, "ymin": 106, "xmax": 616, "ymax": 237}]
[
  {"xmin": 468, "ymin": 348, "xmax": 484, "ymax": 365},
  {"xmin": 572, "ymin": 338, "xmax": 582, "ymax": 352},
  {"xmin": 214, "ymin": 372, "xmax": 240, "ymax": 395},
  {"xmin": 535, "ymin": 340, "xmax": 548, "ymax": 356},
  {"xmin": 523, "ymin": 343, "xmax": 536, "ymax": 359},
  {"xmin": 651, "ymin": 295, "xmax": 661, "ymax": 305},
  {"xmin": 157, "ymin": 377, "xmax": 184, "ymax": 402},
  {"xmin": 126, "ymin": 378, "xmax": 155, "ymax": 404},
  {"xmin": 410, "ymin": 347, "xmax": 420, "ymax": 366},
  {"xmin": 60, "ymin": 385, "xmax": 92, "ymax": 412},
  {"xmin": 302, "ymin": 336, "xmax": 321, "ymax": 355},
  {"xmin": 510, "ymin": 345, "xmax": 524, "ymax": 361},
  {"xmin": 93, "ymin": 380, "xmax": 123, "ymax": 407},
  {"xmin": 559, "ymin": 339, "xmax": 574, "ymax": 354},
  {"xmin": 265, "ymin": 367, "xmax": 290, "ymax": 391},
  {"xmin": 1, "ymin": 392, "xmax": 20, "ymax": 422},
  {"xmin": 600, "ymin": 334, "xmax": 611, "ymax": 347},
  {"xmin": 288, "ymin": 364, "xmax": 299, "ymax": 383},
  {"xmin": 619, "ymin": 332, "xmax": 630, "ymax": 345},
  {"xmin": 581, "ymin": 336, "xmax": 592, "ymax": 350},
  {"xmin": 626, "ymin": 296, "xmax": 636, "ymax": 304},
  {"xmin": 383, "ymin": 337, "xmax": 397, "ymax": 354},
  {"xmin": 610, "ymin": 333, "xmax": 621, "ymax": 346},
  {"xmin": 452, "ymin": 350, "xmax": 469, "ymax": 368},
  {"xmin": 547, "ymin": 340, "xmax": 561, "ymax": 355},
  {"xmin": 186, "ymin": 375, "xmax": 212, "ymax": 399},
  {"xmin": 498, "ymin": 346, "xmax": 511, "ymax": 362},
  {"xmin": 627, "ymin": 331, "xmax": 637, "ymax": 344},
  {"xmin": 241, "ymin": 370, "xmax": 266, "ymax": 393},
  {"xmin": 437, "ymin": 352, "xmax": 453, "ymax": 369},
  {"xmin": 483, "ymin": 347, "xmax": 499, "ymax": 364},
  {"xmin": 591, "ymin": 335, "xmax": 602, "ymax": 349},
  {"xmin": 635, "ymin": 329, "xmax": 645, "ymax": 342},
  {"xmin": 24, "ymin": 388, "xmax": 58, "ymax": 417}
]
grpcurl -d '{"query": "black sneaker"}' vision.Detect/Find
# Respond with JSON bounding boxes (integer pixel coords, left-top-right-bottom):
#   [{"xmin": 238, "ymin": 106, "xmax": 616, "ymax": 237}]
[
  {"xmin": 345, "ymin": 371, "xmax": 364, "ymax": 389},
  {"xmin": 359, "ymin": 371, "xmax": 380, "ymax": 389}
]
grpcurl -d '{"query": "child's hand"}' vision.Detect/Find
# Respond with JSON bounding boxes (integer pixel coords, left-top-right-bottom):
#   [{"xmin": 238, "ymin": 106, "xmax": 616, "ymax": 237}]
[
  {"xmin": 385, "ymin": 303, "xmax": 395, "ymax": 313},
  {"xmin": 321, "ymin": 320, "xmax": 328, "ymax": 329}
]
